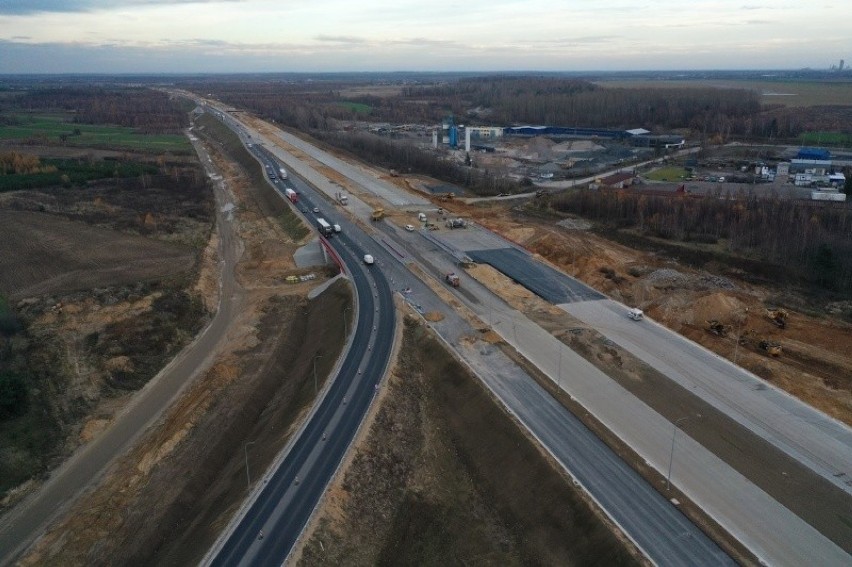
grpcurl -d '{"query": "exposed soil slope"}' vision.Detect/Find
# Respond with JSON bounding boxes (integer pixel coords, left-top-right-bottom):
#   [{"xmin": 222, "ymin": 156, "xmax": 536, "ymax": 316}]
[{"xmin": 297, "ymin": 318, "xmax": 641, "ymax": 567}]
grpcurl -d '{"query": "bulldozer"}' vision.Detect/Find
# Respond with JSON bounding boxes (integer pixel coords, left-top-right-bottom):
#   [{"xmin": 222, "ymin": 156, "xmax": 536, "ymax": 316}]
[
  {"xmin": 705, "ymin": 319, "xmax": 732, "ymax": 337},
  {"xmin": 371, "ymin": 208, "xmax": 386, "ymax": 222},
  {"xmin": 759, "ymin": 340, "xmax": 783, "ymax": 357},
  {"xmin": 766, "ymin": 308, "xmax": 788, "ymax": 329}
]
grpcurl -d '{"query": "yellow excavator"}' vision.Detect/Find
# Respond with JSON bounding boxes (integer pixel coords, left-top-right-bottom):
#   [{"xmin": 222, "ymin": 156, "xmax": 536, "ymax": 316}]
[
  {"xmin": 759, "ymin": 340, "xmax": 783, "ymax": 357},
  {"xmin": 766, "ymin": 308, "xmax": 788, "ymax": 329},
  {"xmin": 371, "ymin": 208, "xmax": 386, "ymax": 221},
  {"xmin": 705, "ymin": 320, "xmax": 732, "ymax": 337}
]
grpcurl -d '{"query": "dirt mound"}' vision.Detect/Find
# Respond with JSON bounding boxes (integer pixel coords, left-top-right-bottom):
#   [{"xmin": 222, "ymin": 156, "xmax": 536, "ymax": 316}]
[
  {"xmin": 686, "ymin": 292, "xmax": 748, "ymax": 327},
  {"xmin": 424, "ymin": 311, "xmax": 444, "ymax": 322}
]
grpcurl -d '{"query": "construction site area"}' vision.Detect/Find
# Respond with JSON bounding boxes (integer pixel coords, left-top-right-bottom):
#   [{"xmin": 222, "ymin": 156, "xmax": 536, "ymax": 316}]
[{"xmin": 4, "ymin": 88, "xmax": 851, "ymax": 566}]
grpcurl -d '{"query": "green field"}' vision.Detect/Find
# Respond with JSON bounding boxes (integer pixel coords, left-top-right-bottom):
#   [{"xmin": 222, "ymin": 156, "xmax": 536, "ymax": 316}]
[
  {"xmin": 337, "ymin": 101, "xmax": 372, "ymax": 114},
  {"xmin": 0, "ymin": 114, "xmax": 190, "ymax": 153},
  {"xmin": 800, "ymin": 131, "xmax": 852, "ymax": 148},
  {"xmin": 645, "ymin": 166, "xmax": 689, "ymax": 181}
]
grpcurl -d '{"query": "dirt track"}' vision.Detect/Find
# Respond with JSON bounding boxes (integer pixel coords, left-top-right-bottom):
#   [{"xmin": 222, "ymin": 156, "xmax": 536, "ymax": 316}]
[{"xmin": 9, "ymin": 109, "xmax": 351, "ymax": 566}]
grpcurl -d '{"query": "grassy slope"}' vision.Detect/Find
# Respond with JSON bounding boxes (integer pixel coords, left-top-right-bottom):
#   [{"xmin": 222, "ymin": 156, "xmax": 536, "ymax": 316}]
[{"xmin": 196, "ymin": 113, "xmax": 309, "ymax": 242}]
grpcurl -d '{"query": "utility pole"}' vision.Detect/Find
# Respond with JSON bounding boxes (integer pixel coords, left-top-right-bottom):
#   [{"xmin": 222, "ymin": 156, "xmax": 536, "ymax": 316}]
[
  {"xmin": 667, "ymin": 417, "xmax": 689, "ymax": 491},
  {"xmin": 313, "ymin": 354, "xmax": 323, "ymax": 395},
  {"xmin": 244, "ymin": 441, "xmax": 256, "ymax": 491},
  {"xmin": 734, "ymin": 307, "xmax": 750, "ymax": 363}
]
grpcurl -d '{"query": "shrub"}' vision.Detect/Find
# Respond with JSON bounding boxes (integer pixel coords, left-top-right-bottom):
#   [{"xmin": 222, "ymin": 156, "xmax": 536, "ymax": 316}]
[{"xmin": 0, "ymin": 371, "xmax": 28, "ymax": 420}]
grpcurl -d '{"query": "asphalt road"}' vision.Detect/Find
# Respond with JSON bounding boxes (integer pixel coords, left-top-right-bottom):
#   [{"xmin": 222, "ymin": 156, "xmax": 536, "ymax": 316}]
[
  {"xmin": 207, "ymin": 236, "xmax": 394, "ymax": 565},
  {"xmin": 203, "ymin": 114, "xmax": 397, "ymax": 566},
  {"xmin": 202, "ymin": 102, "xmax": 849, "ymax": 565},
  {"xmin": 0, "ymin": 126, "xmax": 245, "ymax": 567}
]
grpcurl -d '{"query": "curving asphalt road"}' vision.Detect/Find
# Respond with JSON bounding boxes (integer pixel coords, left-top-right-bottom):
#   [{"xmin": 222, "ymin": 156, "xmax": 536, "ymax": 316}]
[{"xmin": 203, "ymin": 112, "xmax": 397, "ymax": 566}]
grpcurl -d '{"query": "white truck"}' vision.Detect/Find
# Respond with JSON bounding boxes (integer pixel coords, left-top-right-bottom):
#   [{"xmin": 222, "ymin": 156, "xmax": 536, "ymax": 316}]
[
  {"xmin": 336, "ymin": 192, "xmax": 349, "ymax": 206},
  {"xmin": 316, "ymin": 218, "xmax": 333, "ymax": 237},
  {"xmin": 279, "ymin": 167, "xmax": 288, "ymax": 179},
  {"xmin": 628, "ymin": 308, "xmax": 644, "ymax": 321}
]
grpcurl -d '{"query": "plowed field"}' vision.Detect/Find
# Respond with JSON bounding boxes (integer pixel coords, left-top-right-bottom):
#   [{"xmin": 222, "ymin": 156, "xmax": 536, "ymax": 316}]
[{"xmin": 0, "ymin": 210, "xmax": 194, "ymax": 300}]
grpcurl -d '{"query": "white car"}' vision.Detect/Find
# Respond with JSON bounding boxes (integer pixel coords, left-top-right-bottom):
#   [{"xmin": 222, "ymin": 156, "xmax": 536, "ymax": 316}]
[
  {"xmin": 313, "ymin": 207, "xmax": 320, "ymax": 213},
  {"xmin": 363, "ymin": 254, "xmax": 374, "ymax": 265},
  {"xmin": 404, "ymin": 224, "xmax": 415, "ymax": 232},
  {"xmin": 333, "ymin": 223, "xmax": 342, "ymax": 233}
]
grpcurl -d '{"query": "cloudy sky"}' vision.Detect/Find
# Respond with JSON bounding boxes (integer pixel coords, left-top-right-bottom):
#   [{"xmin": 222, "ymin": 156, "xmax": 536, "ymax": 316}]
[{"xmin": 0, "ymin": 0, "xmax": 848, "ymax": 74}]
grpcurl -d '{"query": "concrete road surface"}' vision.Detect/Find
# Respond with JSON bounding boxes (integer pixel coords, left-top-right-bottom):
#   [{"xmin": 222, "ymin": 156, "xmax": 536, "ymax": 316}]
[{"xmin": 562, "ymin": 299, "xmax": 852, "ymax": 495}]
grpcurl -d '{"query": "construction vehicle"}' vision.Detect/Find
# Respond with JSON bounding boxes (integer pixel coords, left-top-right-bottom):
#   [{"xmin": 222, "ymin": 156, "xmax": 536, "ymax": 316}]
[
  {"xmin": 445, "ymin": 218, "xmax": 467, "ymax": 229},
  {"xmin": 371, "ymin": 208, "xmax": 385, "ymax": 221},
  {"xmin": 705, "ymin": 320, "xmax": 732, "ymax": 337},
  {"xmin": 766, "ymin": 308, "xmax": 788, "ymax": 329},
  {"xmin": 389, "ymin": 169, "xmax": 400, "ymax": 177},
  {"xmin": 759, "ymin": 340, "xmax": 783, "ymax": 357},
  {"xmin": 335, "ymin": 192, "xmax": 349, "ymax": 206},
  {"xmin": 439, "ymin": 192, "xmax": 455, "ymax": 202},
  {"xmin": 445, "ymin": 273, "xmax": 460, "ymax": 287}
]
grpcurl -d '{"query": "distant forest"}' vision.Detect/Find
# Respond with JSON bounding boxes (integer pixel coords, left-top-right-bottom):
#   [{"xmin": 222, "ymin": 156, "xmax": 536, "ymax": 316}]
[
  {"xmin": 190, "ymin": 76, "xmax": 850, "ymax": 140},
  {"xmin": 550, "ymin": 190, "xmax": 852, "ymax": 294},
  {"xmin": 4, "ymin": 87, "xmax": 189, "ymax": 134}
]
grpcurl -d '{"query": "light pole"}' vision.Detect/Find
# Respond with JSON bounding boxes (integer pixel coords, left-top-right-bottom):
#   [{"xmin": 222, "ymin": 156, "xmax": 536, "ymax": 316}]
[
  {"xmin": 557, "ymin": 341, "xmax": 563, "ymax": 389},
  {"xmin": 313, "ymin": 354, "xmax": 323, "ymax": 395},
  {"xmin": 244, "ymin": 441, "xmax": 256, "ymax": 491},
  {"xmin": 343, "ymin": 307, "xmax": 351, "ymax": 333},
  {"xmin": 734, "ymin": 307, "xmax": 750, "ymax": 364},
  {"xmin": 666, "ymin": 417, "xmax": 689, "ymax": 491}
]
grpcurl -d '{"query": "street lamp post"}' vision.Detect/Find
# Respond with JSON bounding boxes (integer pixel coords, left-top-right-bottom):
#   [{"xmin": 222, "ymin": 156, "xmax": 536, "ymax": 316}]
[
  {"xmin": 313, "ymin": 354, "xmax": 323, "ymax": 395},
  {"xmin": 557, "ymin": 342, "xmax": 563, "ymax": 389},
  {"xmin": 734, "ymin": 307, "xmax": 750, "ymax": 364},
  {"xmin": 666, "ymin": 417, "xmax": 689, "ymax": 491},
  {"xmin": 244, "ymin": 441, "xmax": 256, "ymax": 491},
  {"xmin": 343, "ymin": 307, "xmax": 351, "ymax": 333}
]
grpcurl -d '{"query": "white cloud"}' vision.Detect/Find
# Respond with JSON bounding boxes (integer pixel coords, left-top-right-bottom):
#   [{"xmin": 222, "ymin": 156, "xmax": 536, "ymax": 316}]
[{"xmin": 0, "ymin": 0, "xmax": 848, "ymax": 72}]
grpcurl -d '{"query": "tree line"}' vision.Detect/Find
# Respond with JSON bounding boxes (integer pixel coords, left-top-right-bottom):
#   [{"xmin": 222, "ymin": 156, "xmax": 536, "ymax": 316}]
[
  {"xmin": 550, "ymin": 190, "xmax": 852, "ymax": 294},
  {"xmin": 7, "ymin": 87, "xmax": 189, "ymax": 134},
  {"xmin": 313, "ymin": 130, "xmax": 519, "ymax": 196}
]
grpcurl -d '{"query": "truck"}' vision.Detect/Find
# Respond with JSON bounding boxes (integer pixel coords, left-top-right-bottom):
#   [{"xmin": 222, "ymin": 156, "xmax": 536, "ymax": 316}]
[
  {"xmin": 445, "ymin": 218, "xmax": 466, "ymax": 229},
  {"xmin": 628, "ymin": 308, "xmax": 644, "ymax": 321},
  {"xmin": 336, "ymin": 192, "xmax": 349, "ymax": 206},
  {"xmin": 445, "ymin": 273, "xmax": 460, "ymax": 287},
  {"xmin": 285, "ymin": 188, "xmax": 298, "ymax": 203},
  {"xmin": 371, "ymin": 208, "xmax": 386, "ymax": 221},
  {"xmin": 279, "ymin": 167, "xmax": 288, "ymax": 179},
  {"xmin": 317, "ymin": 218, "xmax": 333, "ymax": 237}
]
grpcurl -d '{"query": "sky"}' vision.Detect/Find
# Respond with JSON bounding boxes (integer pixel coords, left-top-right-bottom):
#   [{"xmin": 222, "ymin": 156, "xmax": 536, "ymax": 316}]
[{"xmin": 0, "ymin": 0, "xmax": 849, "ymax": 74}]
